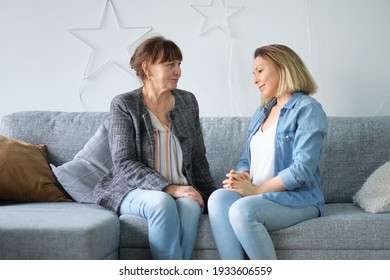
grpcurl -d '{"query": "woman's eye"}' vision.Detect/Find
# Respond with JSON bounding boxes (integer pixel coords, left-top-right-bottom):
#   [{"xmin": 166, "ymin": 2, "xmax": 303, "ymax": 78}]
[{"xmin": 164, "ymin": 61, "xmax": 181, "ymax": 69}]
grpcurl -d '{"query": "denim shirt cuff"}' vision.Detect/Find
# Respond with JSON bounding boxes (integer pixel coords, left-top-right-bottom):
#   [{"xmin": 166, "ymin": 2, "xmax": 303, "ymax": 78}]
[
  {"xmin": 236, "ymin": 162, "xmax": 249, "ymax": 173},
  {"xmin": 278, "ymin": 168, "xmax": 298, "ymax": 190}
]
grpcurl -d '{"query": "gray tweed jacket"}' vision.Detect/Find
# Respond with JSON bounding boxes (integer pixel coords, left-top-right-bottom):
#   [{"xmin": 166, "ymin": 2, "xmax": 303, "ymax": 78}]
[{"xmin": 92, "ymin": 87, "xmax": 215, "ymax": 213}]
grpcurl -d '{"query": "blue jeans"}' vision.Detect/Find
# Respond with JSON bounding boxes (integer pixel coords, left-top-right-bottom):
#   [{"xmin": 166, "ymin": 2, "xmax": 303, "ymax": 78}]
[
  {"xmin": 208, "ymin": 188, "xmax": 319, "ymax": 260},
  {"xmin": 119, "ymin": 188, "xmax": 202, "ymax": 260}
]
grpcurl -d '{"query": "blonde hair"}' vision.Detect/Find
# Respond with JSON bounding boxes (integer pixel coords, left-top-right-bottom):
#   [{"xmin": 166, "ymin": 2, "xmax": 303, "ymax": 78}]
[{"xmin": 254, "ymin": 44, "xmax": 317, "ymax": 106}]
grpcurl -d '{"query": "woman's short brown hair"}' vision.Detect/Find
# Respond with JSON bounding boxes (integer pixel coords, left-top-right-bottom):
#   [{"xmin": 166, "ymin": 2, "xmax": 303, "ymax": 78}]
[{"xmin": 130, "ymin": 36, "xmax": 183, "ymax": 82}]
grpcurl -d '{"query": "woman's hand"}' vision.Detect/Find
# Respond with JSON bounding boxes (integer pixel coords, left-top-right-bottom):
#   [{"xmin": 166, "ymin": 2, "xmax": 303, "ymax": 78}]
[
  {"xmin": 223, "ymin": 169, "xmax": 257, "ymax": 196},
  {"xmin": 163, "ymin": 185, "xmax": 205, "ymax": 208},
  {"xmin": 223, "ymin": 169, "xmax": 287, "ymax": 196}
]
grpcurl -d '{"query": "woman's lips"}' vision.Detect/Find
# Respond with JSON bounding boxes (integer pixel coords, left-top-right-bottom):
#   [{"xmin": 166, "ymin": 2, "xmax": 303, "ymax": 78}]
[{"xmin": 259, "ymin": 84, "xmax": 265, "ymax": 91}]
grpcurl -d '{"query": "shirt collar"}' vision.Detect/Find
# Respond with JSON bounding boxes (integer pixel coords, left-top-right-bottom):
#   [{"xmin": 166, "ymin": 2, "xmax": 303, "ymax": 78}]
[
  {"xmin": 283, "ymin": 92, "xmax": 304, "ymax": 109},
  {"xmin": 263, "ymin": 92, "xmax": 304, "ymax": 115}
]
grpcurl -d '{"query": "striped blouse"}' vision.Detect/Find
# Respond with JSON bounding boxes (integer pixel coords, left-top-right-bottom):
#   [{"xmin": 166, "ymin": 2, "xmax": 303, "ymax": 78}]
[{"xmin": 148, "ymin": 109, "xmax": 189, "ymax": 185}]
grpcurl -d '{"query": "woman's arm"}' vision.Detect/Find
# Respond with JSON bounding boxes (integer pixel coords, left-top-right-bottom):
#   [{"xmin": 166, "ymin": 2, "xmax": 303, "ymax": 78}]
[{"xmin": 278, "ymin": 102, "xmax": 328, "ymax": 191}]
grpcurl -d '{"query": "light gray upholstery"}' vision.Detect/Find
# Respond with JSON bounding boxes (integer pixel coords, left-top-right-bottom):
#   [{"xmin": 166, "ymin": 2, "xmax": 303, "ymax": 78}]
[
  {"xmin": 1, "ymin": 111, "xmax": 390, "ymax": 259},
  {"xmin": 0, "ymin": 202, "xmax": 119, "ymax": 259},
  {"xmin": 0, "ymin": 111, "xmax": 109, "ymax": 166}
]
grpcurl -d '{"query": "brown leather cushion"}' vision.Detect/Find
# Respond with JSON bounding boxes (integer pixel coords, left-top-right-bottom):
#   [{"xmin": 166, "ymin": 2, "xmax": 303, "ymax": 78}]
[{"xmin": 0, "ymin": 136, "xmax": 71, "ymax": 202}]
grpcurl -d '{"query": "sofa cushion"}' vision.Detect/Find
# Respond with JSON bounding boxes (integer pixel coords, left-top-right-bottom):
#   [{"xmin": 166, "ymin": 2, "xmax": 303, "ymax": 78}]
[
  {"xmin": 0, "ymin": 136, "xmax": 71, "ymax": 203},
  {"xmin": 0, "ymin": 111, "xmax": 109, "ymax": 166},
  {"xmin": 119, "ymin": 214, "xmax": 219, "ymax": 260},
  {"xmin": 320, "ymin": 116, "xmax": 390, "ymax": 203},
  {"xmin": 51, "ymin": 121, "xmax": 113, "ymax": 203},
  {"xmin": 3, "ymin": 112, "xmax": 389, "ymax": 205},
  {"xmin": 119, "ymin": 203, "xmax": 390, "ymax": 260},
  {"xmin": 0, "ymin": 202, "xmax": 120, "ymax": 259},
  {"xmin": 200, "ymin": 117, "xmax": 250, "ymax": 187},
  {"xmin": 352, "ymin": 161, "xmax": 390, "ymax": 213},
  {"xmin": 271, "ymin": 203, "xmax": 390, "ymax": 252}
]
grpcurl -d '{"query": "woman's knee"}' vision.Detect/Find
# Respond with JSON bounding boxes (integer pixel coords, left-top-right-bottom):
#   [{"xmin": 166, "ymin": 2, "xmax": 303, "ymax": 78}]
[
  {"xmin": 208, "ymin": 188, "xmax": 239, "ymax": 210},
  {"xmin": 147, "ymin": 191, "xmax": 177, "ymax": 214},
  {"xmin": 176, "ymin": 198, "xmax": 202, "ymax": 232},
  {"xmin": 208, "ymin": 188, "xmax": 224, "ymax": 208},
  {"xmin": 176, "ymin": 197, "xmax": 202, "ymax": 216},
  {"xmin": 228, "ymin": 197, "xmax": 260, "ymax": 228}
]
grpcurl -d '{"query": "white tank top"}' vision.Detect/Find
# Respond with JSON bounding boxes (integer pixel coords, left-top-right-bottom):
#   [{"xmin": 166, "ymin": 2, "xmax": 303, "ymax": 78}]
[{"xmin": 250, "ymin": 121, "xmax": 277, "ymax": 186}]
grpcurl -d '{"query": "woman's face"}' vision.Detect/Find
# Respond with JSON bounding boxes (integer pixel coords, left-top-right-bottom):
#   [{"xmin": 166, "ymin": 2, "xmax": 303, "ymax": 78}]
[
  {"xmin": 252, "ymin": 56, "xmax": 280, "ymax": 98},
  {"xmin": 146, "ymin": 60, "xmax": 181, "ymax": 92}
]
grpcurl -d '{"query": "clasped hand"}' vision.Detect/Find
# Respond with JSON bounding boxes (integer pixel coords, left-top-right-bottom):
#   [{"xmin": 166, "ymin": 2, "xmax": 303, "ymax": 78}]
[{"xmin": 223, "ymin": 169, "xmax": 258, "ymax": 196}]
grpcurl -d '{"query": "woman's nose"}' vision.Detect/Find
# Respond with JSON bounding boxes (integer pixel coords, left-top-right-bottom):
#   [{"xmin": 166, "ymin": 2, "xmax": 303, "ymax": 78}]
[{"xmin": 174, "ymin": 65, "xmax": 181, "ymax": 75}]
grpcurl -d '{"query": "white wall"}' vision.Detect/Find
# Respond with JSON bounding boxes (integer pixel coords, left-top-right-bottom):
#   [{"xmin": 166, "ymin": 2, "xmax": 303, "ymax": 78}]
[{"xmin": 1, "ymin": 0, "xmax": 389, "ymax": 121}]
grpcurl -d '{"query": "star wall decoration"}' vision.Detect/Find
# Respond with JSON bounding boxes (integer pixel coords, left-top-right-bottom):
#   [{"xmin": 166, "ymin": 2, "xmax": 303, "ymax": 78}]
[
  {"xmin": 69, "ymin": 0, "xmax": 152, "ymax": 79},
  {"xmin": 191, "ymin": 0, "xmax": 243, "ymax": 37}
]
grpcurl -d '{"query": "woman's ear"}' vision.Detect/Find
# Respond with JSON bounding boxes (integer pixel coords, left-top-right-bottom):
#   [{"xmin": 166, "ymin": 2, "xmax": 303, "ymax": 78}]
[{"xmin": 141, "ymin": 61, "xmax": 150, "ymax": 77}]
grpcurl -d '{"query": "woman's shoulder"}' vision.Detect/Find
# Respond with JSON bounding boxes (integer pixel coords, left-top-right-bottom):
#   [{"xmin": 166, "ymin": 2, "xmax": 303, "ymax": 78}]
[
  {"xmin": 173, "ymin": 88, "xmax": 197, "ymax": 101},
  {"xmin": 293, "ymin": 92, "xmax": 325, "ymax": 111},
  {"xmin": 295, "ymin": 92, "xmax": 321, "ymax": 104},
  {"xmin": 114, "ymin": 87, "xmax": 142, "ymax": 100},
  {"xmin": 111, "ymin": 87, "xmax": 142, "ymax": 105},
  {"xmin": 173, "ymin": 88, "xmax": 199, "ymax": 110},
  {"xmin": 293, "ymin": 93, "xmax": 327, "ymax": 128}
]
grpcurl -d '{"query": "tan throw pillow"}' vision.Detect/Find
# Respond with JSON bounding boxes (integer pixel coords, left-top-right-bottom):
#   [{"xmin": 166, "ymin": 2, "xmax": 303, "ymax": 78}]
[{"xmin": 0, "ymin": 135, "xmax": 72, "ymax": 202}]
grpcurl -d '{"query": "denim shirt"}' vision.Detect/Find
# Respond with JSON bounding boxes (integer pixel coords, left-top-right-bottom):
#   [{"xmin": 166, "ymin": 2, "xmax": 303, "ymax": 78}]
[{"xmin": 237, "ymin": 92, "xmax": 328, "ymax": 215}]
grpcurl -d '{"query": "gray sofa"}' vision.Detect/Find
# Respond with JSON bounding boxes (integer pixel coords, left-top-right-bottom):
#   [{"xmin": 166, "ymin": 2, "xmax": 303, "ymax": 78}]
[{"xmin": 1, "ymin": 111, "xmax": 389, "ymax": 260}]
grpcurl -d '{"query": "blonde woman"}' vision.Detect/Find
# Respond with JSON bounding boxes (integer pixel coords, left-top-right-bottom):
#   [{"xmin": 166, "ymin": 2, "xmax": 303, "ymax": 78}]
[{"xmin": 208, "ymin": 45, "xmax": 328, "ymax": 259}]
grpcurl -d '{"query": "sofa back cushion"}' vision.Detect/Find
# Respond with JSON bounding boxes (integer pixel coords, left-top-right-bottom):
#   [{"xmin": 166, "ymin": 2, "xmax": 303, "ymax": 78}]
[
  {"xmin": 1, "ymin": 111, "xmax": 109, "ymax": 166},
  {"xmin": 321, "ymin": 116, "xmax": 390, "ymax": 203},
  {"xmin": 1, "ymin": 112, "xmax": 389, "ymax": 204},
  {"xmin": 200, "ymin": 117, "xmax": 251, "ymax": 190},
  {"xmin": 201, "ymin": 116, "xmax": 390, "ymax": 203}
]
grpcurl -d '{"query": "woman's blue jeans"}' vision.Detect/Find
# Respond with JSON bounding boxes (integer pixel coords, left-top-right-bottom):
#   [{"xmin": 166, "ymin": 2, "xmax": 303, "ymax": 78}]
[
  {"xmin": 208, "ymin": 188, "xmax": 319, "ymax": 260},
  {"xmin": 119, "ymin": 188, "xmax": 202, "ymax": 260}
]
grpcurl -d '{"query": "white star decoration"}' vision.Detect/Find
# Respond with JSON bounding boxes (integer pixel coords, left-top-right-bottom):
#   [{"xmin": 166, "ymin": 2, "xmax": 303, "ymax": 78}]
[
  {"xmin": 69, "ymin": 0, "xmax": 151, "ymax": 79},
  {"xmin": 191, "ymin": 0, "xmax": 242, "ymax": 37}
]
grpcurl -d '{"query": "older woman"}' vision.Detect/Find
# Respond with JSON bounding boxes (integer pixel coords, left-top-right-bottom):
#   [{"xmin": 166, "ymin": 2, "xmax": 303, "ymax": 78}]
[
  {"xmin": 208, "ymin": 44, "xmax": 328, "ymax": 259},
  {"xmin": 92, "ymin": 36, "xmax": 215, "ymax": 260}
]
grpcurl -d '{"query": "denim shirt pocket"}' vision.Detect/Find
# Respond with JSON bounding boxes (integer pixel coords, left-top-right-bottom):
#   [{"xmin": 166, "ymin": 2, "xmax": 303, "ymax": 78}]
[{"xmin": 276, "ymin": 131, "xmax": 296, "ymax": 165}]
